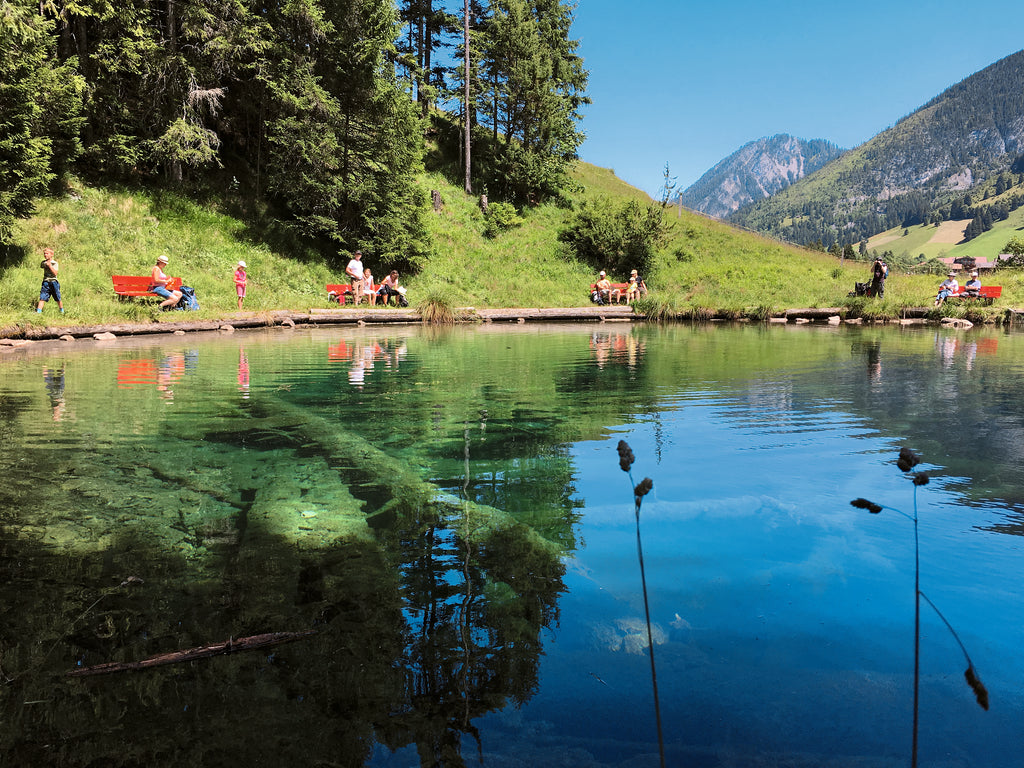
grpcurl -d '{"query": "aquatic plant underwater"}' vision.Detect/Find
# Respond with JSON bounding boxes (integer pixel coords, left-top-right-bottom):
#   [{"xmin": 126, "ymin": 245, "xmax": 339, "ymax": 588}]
[
  {"xmin": 616, "ymin": 440, "xmax": 663, "ymax": 768},
  {"xmin": 851, "ymin": 447, "xmax": 989, "ymax": 768}
]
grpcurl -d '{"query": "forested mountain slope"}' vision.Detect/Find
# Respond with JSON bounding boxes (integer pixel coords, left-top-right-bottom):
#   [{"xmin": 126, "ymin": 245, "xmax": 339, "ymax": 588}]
[
  {"xmin": 678, "ymin": 134, "xmax": 843, "ymax": 219},
  {"xmin": 728, "ymin": 49, "xmax": 1024, "ymax": 247}
]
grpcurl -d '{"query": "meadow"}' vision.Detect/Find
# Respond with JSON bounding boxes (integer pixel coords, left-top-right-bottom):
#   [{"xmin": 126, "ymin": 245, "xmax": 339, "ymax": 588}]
[{"xmin": 3, "ymin": 162, "xmax": 1023, "ymax": 333}]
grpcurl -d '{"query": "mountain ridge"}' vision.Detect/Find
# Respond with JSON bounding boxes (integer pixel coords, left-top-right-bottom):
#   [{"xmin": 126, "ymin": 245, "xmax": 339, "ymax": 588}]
[
  {"xmin": 726, "ymin": 49, "xmax": 1024, "ymax": 247},
  {"xmin": 678, "ymin": 134, "xmax": 844, "ymax": 219}
]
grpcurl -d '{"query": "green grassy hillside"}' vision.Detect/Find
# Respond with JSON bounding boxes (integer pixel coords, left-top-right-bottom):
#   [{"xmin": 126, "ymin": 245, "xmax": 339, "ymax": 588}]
[
  {"xmin": 867, "ymin": 204, "xmax": 1024, "ymax": 264},
  {"xmin": 2, "ymin": 162, "xmax": 1019, "ymax": 332}
]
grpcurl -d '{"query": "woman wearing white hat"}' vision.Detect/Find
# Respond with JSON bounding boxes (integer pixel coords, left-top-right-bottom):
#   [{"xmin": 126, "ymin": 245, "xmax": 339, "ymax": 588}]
[
  {"xmin": 234, "ymin": 260, "xmax": 248, "ymax": 310},
  {"xmin": 151, "ymin": 254, "xmax": 182, "ymax": 310},
  {"xmin": 934, "ymin": 271, "xmax": 959, "ymax": 306}
]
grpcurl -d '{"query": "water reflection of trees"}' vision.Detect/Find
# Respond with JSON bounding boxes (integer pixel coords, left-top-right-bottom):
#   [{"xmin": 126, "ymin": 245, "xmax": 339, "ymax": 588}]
[
  {"xmin": 375, "ymin": 511, "xmax": 566, "ymax": 767},
  {"xmin": 1, "ymin": 367, "xmax": 572, "ymax": 767},
  {"xmin": 1, "ymin": 505, "xmax": 566, "ymax": 767}
]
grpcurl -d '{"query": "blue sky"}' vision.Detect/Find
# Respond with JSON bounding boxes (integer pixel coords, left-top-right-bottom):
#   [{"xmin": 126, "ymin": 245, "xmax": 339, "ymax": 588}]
[{"xmin": 571, "ymin": 0, "xmax": 1024, "ymax": 198}]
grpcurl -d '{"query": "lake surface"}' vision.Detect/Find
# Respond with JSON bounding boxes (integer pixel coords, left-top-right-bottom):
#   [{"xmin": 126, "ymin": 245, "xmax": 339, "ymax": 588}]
[{"xmin": 1, "ymin": 322, "xmax": 1022, "ymax": 767}]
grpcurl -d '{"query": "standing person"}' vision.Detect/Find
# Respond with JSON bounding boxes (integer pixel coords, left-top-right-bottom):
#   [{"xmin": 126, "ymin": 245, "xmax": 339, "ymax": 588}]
[
  {"xmin": 934, "ymin": 271, "xmax": 959, "ymax": 306},
  {"xmin": 234, "ymin": 260, "xmax": 248, "ymax": 310},
  {"xmin": 151, "ymin": 254, "xmax": 183, "ymax": 310},
  {"xmin": 345, "ymin": 250, "xmax": 365, "ymax": 305},
  {"xmin": 36, "ymin": 248, "xmax": 64, "ymax": 314},
  {"xmin": 869, "ymin": 258, "xmax": 887, "ymax": 298}
]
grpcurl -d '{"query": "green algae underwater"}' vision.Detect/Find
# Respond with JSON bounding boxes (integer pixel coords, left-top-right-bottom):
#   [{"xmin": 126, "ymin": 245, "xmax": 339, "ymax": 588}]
[{"xmin": 1, "ymin": 322, "xmax": 1023, "ymax": 767}]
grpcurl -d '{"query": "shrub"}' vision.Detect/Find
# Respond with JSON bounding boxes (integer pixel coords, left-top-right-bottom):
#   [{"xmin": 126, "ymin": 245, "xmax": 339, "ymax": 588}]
[
  {"xmin": 482, "ymin": 202, "xmax": 521, "ymax": 239},
  {"xmin": 558, "ymin": 198, "xmax": 666, "ymax": 278}
]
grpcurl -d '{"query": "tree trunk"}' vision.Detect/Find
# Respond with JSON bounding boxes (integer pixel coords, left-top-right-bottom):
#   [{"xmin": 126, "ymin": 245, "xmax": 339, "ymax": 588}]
[
  {"xmin": 167, "ymin": 0, "xmax": 177, "ymax": 52},
  {"xmin": 463, "ymin": 0, "xmax": 472, "ymax": 194},
  {"xmin": 67, "ymin": 630, "xmax": 316, "ymax": 677}
]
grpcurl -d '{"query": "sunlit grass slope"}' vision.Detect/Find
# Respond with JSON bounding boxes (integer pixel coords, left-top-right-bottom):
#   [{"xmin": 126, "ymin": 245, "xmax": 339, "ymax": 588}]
[
  {"xmin": 866, "ymin": 200, "xmax": 1024, "ymax": 264},
  {"xmin": 3, "ymin": 163, "xmax": 1021, "ymax": 331}
]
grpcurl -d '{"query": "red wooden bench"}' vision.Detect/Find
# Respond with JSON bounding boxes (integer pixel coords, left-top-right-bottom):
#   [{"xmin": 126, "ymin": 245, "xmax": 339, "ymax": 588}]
[
  {"xmin": 951, "ymin": 285, "xmax": 1002, "ymax": 305},
  {"xmin": 589, "ymin": 282, "xmax": 628, "ymax": 304},
  {"xmin": 112, "ymin": 275, "xmax": 182, "ymax": 299},
  {"xmin": 326, "ymin": 283, "xmax": 380, "ymax": 305}
]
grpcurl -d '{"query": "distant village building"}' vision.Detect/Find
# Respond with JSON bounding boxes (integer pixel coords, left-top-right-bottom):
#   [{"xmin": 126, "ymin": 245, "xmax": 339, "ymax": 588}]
[{"xmin": 939, "ymin": 255, "xmax": 1009, "ymax": 273}]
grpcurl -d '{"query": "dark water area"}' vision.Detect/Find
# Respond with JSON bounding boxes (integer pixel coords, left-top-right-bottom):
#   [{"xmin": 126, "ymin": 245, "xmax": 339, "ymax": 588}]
[{"xmin": 1, "ymin": 323, "xmax": 1022, "ymax": 767}]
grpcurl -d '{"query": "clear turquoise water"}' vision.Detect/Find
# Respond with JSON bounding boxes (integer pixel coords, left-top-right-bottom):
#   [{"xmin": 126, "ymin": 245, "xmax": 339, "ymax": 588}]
[{"xmin": 1, "ymin": 323, "xmax": 1021, "ymax": 767}]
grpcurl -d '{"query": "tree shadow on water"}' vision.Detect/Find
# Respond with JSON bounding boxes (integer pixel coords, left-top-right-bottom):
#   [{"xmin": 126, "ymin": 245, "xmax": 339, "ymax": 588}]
[{"xmin": 0, "ymin": 495, "xmax": 567, "ymax": 768}]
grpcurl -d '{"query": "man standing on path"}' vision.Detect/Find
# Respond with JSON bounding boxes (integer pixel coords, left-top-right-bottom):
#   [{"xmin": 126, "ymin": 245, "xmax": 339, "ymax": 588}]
[
  {"xmin": 36, "ymin": 248, "xmax": 64, "ymax": 314},
  {"xmin": 346, "ymin": 250, "xmax": 365, "ymax": 305}
]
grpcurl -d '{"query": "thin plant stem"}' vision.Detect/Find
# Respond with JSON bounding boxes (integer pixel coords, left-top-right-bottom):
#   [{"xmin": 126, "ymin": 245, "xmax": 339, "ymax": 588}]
[
  {"xmin": 629, "ymin": 468, "xmax": 666, "ymax": 768},
  {"xmin": 912, "ymin": 485, "xmax": 920, "ymax": 768},
  {"xmin": 919, "ymin": 592, "xmax": 971, "ymax": 666}
]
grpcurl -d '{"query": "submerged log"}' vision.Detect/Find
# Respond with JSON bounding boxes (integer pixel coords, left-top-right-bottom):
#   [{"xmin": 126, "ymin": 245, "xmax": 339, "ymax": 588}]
[
  {"xmin": 67, "ymin": 630, "xmax": 316, "ymax": 677},
  {"xmin": 247, "ymin": 394, "xmax": 564, "ymax": 555}
]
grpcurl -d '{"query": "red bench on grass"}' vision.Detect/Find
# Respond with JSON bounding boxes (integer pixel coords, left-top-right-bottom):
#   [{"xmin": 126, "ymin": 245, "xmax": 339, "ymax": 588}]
[
  {"xmin": 326, "ymin": 283, "xmax": 380, "ymax": 305},
  {"xmin": 951, "ymin": 285, "xmax": 1002, "ymax": 305},
  {"xmin": 112, "ymin": 275, "xmax": 182, "ymax": 299}
]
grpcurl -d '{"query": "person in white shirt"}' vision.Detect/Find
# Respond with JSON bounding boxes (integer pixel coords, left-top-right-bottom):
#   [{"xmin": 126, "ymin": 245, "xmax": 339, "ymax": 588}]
[
  {"xmin": 934, "ymin": 271, "xmax": 959, "ymax": 306},
  {"xmin": 345, "ymin": 250, "xmax": 364, "ymax": 304}
]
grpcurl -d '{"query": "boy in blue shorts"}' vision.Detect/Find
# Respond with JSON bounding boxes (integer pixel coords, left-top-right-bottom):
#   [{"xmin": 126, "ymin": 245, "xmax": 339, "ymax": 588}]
[{"xmin": 36, "ymin": 248, "xmax": 64, "ymax": 314}]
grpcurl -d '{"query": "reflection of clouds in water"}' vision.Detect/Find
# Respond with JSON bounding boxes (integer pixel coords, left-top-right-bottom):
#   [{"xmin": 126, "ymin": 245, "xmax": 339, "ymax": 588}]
[
  {"xmin": 593, "ymin": 617, "xmax": 667, "ymax": 655},
  {"xmin": 581, "ymin": 494, "xmax": 800, "ymax": 526}
]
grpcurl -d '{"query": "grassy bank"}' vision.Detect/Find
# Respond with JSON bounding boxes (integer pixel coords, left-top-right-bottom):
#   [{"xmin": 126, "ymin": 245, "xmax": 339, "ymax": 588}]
[{"xmin": 2, "ymin": 164, "xmax": 1020, "ymax": 332}]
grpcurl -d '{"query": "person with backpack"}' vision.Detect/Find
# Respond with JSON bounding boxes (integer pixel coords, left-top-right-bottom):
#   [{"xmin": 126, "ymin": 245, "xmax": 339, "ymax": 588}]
[
  {"xmin": 869, "ymin": 258, "xmax": 888, "ymax": 298},
  {"xmin": 151, "ymin": 255, "xmax": 183, "ymax": 310},
  {"xmin": 378, "ymin": 270, "xmax": 408, "ymax": 306}
]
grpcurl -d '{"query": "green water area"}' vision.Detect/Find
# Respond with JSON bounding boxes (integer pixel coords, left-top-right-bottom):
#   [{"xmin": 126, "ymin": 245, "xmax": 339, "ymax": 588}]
[{"xmin": 1, "ymin": 323, "xmax": 1022, "ymax": 767}]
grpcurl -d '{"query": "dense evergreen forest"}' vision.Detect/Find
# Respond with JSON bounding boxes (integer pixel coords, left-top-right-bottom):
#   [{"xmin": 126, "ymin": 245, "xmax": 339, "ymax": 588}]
[{"xmin": 0, "ymin": 0, "xmax": 589, "ymax": 266}]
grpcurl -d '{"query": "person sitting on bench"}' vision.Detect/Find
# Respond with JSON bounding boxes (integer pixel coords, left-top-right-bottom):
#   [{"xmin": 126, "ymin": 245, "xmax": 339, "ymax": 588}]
[
  {"xmin": 151, "ymin": 255, "xmax": 182, "ymax": 310},
  {"xmin": 594, "ymin": 271, "xmax": 620, "ymax": 305},
  {"xmin": 962, "ymin": 271, "xmax": 981, "ymax": 298},
  {"xmin": 934, "ymin": 271, "xmax": 959, "ymax": 306}
]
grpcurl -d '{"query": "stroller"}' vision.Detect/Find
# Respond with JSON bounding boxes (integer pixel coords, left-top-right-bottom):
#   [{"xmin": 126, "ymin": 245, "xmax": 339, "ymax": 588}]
[{"xmin": 850, "ymin": 281, "xmax": 876, "ymax": 298}]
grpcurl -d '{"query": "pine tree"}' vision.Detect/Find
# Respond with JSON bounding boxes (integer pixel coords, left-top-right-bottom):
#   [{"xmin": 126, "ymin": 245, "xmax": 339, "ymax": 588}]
[
  {"xmin": 476, "ymin": 0, "xmax": 588, "ymax": 204},
  {"xmin": 0, "ymin": 0, "xmax": 84, "ymax": 242}
]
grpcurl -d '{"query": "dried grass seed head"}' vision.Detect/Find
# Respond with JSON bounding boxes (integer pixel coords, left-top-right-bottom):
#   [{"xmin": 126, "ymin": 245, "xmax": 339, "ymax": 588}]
[
  {"xmin": 850, "ymin": 498, "xmax": 883, "ymax": 514},
  {"xmin": 897, "ymin": 447, "xmax": 921, "ymax": 473},
  {"xmin": 616, "ymin": 440, "xmax": 635, "ymax": 472},
  {"xmin": 965, "ymin": 665, "xmax": 990, "ymax": 710}
]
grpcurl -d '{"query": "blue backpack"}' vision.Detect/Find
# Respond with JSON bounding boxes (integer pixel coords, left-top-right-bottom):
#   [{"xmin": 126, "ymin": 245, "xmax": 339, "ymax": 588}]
[{"xmin": 176, "ymin": 286, "xmax": 199, "ymax": 311}]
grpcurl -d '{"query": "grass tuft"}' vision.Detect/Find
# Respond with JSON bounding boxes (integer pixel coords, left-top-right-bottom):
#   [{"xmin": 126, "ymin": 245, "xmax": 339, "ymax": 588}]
[{"xmin": 417, "ymin": 288, "xmax": 456, "ymax": 325}]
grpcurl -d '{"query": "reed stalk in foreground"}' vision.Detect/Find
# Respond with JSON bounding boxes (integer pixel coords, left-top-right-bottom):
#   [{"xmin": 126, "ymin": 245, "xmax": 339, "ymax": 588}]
[
  {"xmin": 851, "ymin": 447, "xmax": 989, "ymax": 768},
  {"xmin": 616, "ymin": 440, "xmax": 664, "ymax": 768}
]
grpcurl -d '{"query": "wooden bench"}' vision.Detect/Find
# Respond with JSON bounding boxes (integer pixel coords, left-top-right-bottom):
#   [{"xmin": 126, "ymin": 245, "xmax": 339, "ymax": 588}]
[
  {"xmin": 589, "ymin": 282, "xmax": 629, "ymax": 304},
  {"xmin": 112, "ymin": 275, "xmax": 182, "ymax": 299},
  {"xmin": 950, "ymin": 285, "xmax": 1002, "ymax": 305},
  {"xmin": 326, "ymin": 283, "xmax": 380, "ymax": 305}
]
